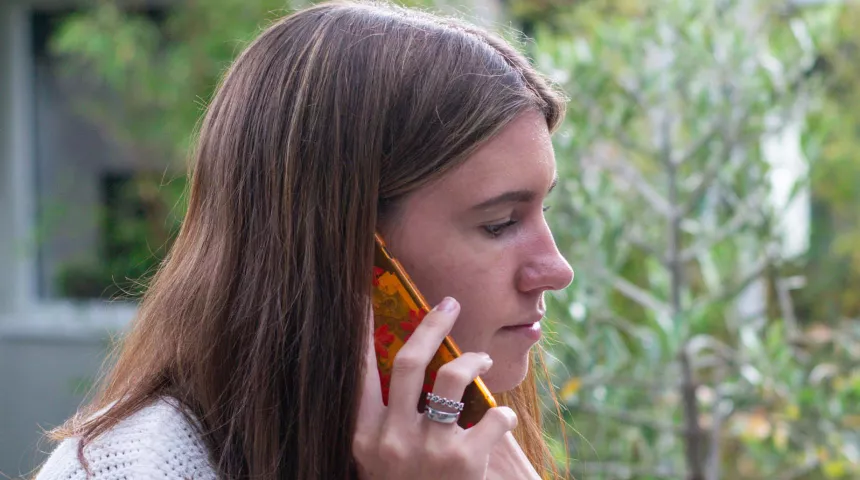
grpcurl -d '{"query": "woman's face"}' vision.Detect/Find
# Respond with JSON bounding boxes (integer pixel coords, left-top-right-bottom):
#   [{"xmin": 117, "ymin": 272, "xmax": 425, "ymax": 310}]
[{"xmin": 380, "ymin": 109, "xmax": 574, "ymax": 393}]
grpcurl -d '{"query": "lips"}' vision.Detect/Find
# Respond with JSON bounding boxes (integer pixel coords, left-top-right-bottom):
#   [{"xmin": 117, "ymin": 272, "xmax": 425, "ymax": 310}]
[
  {"xmin": 502, "ymin": 322, "xmax": 538, "ymax": 329},
  {"xmin": 500, "ymin": 319, "xmax": 543, "ymax": 342},
  {"xmin": 502, "ymin": 311, "xmax": 545, "ymax": 329}
]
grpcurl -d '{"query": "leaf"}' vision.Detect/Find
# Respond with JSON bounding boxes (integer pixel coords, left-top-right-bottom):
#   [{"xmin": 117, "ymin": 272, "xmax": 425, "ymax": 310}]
[
  {"xmin": 560, "ymin": 377, "xmax": 582, "ymax": 401},
  {"xmin": 822, "ymin": 459, "xmax": 848, "ymax": 478}
]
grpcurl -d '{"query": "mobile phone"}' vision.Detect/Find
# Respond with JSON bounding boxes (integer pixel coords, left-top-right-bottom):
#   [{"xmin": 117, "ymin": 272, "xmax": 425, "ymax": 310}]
[{"xmin": 372, "ymin": 232, "xmax": 497, "ymax": 428}]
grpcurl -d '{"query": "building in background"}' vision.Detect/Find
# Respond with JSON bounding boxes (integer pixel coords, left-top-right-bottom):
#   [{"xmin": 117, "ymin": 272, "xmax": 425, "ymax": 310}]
[{"xmin": 1, "ymin": 0, "xmax": 156, "ymax": 475}]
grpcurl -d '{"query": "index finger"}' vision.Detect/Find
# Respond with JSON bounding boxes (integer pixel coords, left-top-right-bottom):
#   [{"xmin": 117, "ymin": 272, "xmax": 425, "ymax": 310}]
[{"xmin": 386, "ymin": 297, "xmax": 460, "ymax": 421}]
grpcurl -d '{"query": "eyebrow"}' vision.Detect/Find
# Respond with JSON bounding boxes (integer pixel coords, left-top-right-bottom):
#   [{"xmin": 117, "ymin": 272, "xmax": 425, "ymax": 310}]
[{"xmin": 470, "ymin": 175, "xmax": 558, "ymax": 211}]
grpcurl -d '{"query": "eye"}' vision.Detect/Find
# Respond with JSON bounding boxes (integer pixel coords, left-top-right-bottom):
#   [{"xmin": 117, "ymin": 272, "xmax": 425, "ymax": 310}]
[{"xmin": 483, "ymin": 220, "xmax": 518, "ymax": 238}]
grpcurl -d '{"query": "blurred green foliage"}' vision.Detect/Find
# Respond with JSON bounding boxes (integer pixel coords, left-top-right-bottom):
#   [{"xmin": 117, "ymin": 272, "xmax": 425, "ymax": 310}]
[
  {"xmin": 527, "ymin": 0, "xmax": 859, "ymax": 478},
  {"xmin": 49, "ymin": 0, "xmax": 300, "ymax": 298},
  {"xmin": 50, "ymin": 0, "xmax": 860, "ymax": 478},
  {"xmin": 800, "ymin": 4, "xmax": 860, "ymax": 321}
]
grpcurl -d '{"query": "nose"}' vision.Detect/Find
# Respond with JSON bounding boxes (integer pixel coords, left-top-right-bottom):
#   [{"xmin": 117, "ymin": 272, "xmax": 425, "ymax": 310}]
[{"xmin": 515, "ymin": 229, "xmax": 574, "ymax": 295}]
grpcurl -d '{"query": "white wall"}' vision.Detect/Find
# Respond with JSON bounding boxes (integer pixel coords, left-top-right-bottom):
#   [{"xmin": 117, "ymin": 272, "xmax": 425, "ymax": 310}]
[{"xmin": 0, "ymin": 334, "xmax": 111, "ymax": 477}]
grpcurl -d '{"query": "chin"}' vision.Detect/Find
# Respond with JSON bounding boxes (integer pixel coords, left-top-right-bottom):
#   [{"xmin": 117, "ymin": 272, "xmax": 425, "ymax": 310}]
[{"xmin": 481, "ymin": 352, "xmax": 532, "ymax": 393}]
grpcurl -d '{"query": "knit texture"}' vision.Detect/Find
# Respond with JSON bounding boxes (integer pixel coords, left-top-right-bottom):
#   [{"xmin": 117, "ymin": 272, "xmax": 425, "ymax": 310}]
[{"xmin": 36, "ymin": 399, "xmax": 217, "ymax": 480}]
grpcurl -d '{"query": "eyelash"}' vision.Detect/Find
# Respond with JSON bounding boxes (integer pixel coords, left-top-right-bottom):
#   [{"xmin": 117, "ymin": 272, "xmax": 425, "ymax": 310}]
[
  {"xmin": 483, "ymin": 205, "xmax": 552, "ymax": 238},
  {"xmin": 484, "ymin": 220, "xmax": 517, "ymax": 238}
]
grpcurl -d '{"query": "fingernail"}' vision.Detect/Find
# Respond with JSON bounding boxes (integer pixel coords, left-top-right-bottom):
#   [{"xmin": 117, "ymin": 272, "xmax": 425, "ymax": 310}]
[
  {"xmin": 503, "ymin": 407, "xmax": 518, "ymax": 429},
  {"xmin": 483, "ymin": 353, "xmax": 493, "ymax": 364},
  {"xmin": 437, "ymin": 297, "xmax": 458, "ymax": 312},
  {"xmin": 481, "ymin": 357, "xmax": 493, "ymax": 372}
]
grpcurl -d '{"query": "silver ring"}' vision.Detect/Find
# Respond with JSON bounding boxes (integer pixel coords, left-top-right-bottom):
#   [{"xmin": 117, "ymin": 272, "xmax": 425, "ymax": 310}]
[
  {"xmin": 425, "ymin": 405, "xmax": 460, "ymax": 424},
  {"xmin": 426, "ymin": 392, "xmax": 464, "ymax": 412}
]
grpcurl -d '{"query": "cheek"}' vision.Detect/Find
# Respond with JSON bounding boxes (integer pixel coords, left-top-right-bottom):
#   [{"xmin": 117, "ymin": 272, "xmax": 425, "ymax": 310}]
[{"xmin": 404, "ymin": 242, "xmax": 514, "ymax": 352}]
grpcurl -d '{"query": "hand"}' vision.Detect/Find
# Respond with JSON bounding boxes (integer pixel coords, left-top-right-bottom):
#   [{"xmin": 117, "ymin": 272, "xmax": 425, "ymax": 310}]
[
  {"xmin": 486, "ymin": 432, "xmax": 542, "ymax": 480},
  {"xmin": 353, "ymin": 297, "xmax": 519, "ymax": 479}
]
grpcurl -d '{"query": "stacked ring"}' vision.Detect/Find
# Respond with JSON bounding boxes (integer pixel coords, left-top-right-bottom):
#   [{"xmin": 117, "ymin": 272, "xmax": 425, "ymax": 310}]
[
  {"xmin": 424, "ymin": 405, "xmax": 460, "ymax": 424},
  {"xmin": 425, "ymin": 392, "xmax": 465, "ymax": 412}
]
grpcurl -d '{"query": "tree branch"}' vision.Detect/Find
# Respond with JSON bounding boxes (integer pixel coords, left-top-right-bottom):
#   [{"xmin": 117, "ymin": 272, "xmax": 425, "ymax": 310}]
[
  {"xmin": 612, "ymin": 74, "xmax": 650, "ymax": 112},
  {"xmin": 674, "ymin": 45, "xmax": 811, "ymax": 219},
  {"xmin": 592, "ymin": 311, "xmax": 651, "ymax": 337},
  {"xmin": 679, "ymin": 346, "xmax": 706, "ymax": 480},
  {"xmin": 602, "ymin": 153, "xmax": 676, "ymax": 219},
  {"xmin": 615, "ymin": 127, "xmax": 658, "ymax": 160},
  {"xmin": 691, "ymin": 251, "xmax": 774, "ymax": 311},
  {"xmin": 593, "ymin": 264, "xmax": 672, "ymax": 315},
  {"xmin": 679, "ymin": 189, "xmax": 767, "ymax": 263},
  {"xmin": 672, "ymin": 117, "xmax": 725, "ymax": 167},
  {"xmin": 590, "ymin": 200, "xmax": 671, "ymax": 267},
  {"xmin": 679, "ymin": 115, "xmax": 787, "ymax": 221},
  {"xmin": 579, "ymin": 94, "xmax": 655, "ymax": 159},
  {"xmin": 705, "ymin": 397, "xmax": 729, "ymax": 480},
  {"xmin": 662, "ymin": 95, "xmax": 706, "ymax": 478},
  {"xmin": 775, "ymin": 276, "xmax": 802, "ymax": 340},
  {"xmin": 625, "ymin": 228, "xmax": 671, "ymax": 268}
]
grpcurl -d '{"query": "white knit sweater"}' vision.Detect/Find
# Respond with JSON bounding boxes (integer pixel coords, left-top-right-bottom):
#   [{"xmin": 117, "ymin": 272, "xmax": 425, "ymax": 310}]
[{"xmin": 36, "ymin": 399, "xmax": 217, "ymax": 479}]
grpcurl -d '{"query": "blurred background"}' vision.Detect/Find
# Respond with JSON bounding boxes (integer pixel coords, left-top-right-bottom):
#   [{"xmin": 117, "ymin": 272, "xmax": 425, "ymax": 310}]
[{"xmin": 0, "ymin": 0, "xmax": 858, "ymax": 478}]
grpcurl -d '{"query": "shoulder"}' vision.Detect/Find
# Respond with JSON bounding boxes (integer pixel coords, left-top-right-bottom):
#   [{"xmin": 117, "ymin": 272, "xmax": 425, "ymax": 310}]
[{"xmin": 36, "ymin": 398, "xmax": 217, "ymax": 480}]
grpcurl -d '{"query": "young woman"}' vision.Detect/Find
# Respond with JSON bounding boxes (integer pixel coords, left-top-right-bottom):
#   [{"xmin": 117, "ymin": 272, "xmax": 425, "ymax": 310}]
[{"xmin": 37, "ymin": 1, "xmax": 574, "ymax": 478}]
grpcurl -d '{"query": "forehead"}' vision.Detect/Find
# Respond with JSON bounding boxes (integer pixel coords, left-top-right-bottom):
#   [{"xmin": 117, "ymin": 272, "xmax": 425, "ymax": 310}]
[{"xmin": 430, "ymin": 110, "xmax": 556, "ymax": 205}]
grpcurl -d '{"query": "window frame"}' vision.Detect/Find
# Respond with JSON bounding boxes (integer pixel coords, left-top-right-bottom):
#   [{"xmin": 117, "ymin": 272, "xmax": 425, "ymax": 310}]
[{"xmin": 0, "ymin": 4, "xmax": 136, "ymax": 339}]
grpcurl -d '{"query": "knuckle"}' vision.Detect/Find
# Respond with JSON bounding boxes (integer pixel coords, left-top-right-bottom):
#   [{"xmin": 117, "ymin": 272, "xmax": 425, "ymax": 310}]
[
  {"xmin": 351, "ymin": 433, "xmax": 372, "ymax": 458},
  {"xmin": 451, "ymin": 351, "xmax": 481, "ymax": 365},
  {"xmin": 423, "ymin": 309, "xmax": 454, "ymax": 329},
  {"xmin": 446, "ymin": 445, "xmax": 472, "ymax": 466},
  {"xmin": 391, "ymin": 350, "xmax": 424, "ymax": 374},
  {"xmin": 424, "ymin": 445, "xmax": 448, "ymax": 465},
  {"xmin": 486, "ymin": 407, "xmax": 518, "ymax": 430},
  {"xmin": 427, "ymin": 443, "xmax": 467, "ymax": 467},
  {"xmin": 445, "ymin": 448, "xmax": 474, "ymax": 470},
  {"xmin": 436, "ymin": 364, "xmax": 472, "ymax": 386},
  {"xmin": 378, "ymin": 433, "xmax": 408, "ymax": 462}
]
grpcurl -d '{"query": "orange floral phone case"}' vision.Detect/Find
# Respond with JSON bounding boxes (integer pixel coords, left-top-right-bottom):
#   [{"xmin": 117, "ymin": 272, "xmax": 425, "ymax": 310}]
[{"xmin": 372, "ymin": 233, "xmax": 497, "ymax": 428}]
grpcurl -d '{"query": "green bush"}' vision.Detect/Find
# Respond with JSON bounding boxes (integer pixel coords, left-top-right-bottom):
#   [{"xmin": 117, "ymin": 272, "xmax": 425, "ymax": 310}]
[{"xmin": 531, "ymin": 0, "xmax": 859, "ymax": 478}]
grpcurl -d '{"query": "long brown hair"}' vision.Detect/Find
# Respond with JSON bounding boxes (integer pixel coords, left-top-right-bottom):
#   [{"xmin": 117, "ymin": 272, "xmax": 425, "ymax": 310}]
[{"xmin": 52, "ymin": 1, "xmax": 567, "ymax": 478}]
